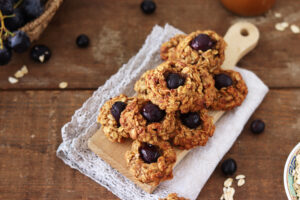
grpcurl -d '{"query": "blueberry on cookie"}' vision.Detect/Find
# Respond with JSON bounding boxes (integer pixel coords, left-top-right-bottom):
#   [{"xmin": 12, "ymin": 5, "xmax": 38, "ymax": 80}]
[
  {"xmin": 97, "ymin": 94, "xmax": 134, "ymax": 143},
  {"xmin": 172, "ymin": 109, "xmax": 215, "ymax": 150},
  {"xmin": 134, "ymin": 60, "xmax": 216, "ymax": 113},
  {"xmin": 120, "ymin": 98, "xmax": 176, "ymax": 142},
  {"xmin": 211, "ymin": 69, "xmax": 248, "ymax": 110},
  {"xmin": 125, "ymin": 140, "xmax": 176, "ymax": 186}
]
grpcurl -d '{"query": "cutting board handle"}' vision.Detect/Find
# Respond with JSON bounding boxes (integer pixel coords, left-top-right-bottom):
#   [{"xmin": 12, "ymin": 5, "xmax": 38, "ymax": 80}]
[{"xmin": 221, "ymin": 22, "xmax": 260, "ymax": 69}]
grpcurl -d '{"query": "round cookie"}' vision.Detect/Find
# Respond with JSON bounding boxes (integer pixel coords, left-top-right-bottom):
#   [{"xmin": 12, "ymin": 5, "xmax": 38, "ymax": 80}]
[
  {"xmin": 159, "ymin": 193, "xmax": 190, "ymax": 200},
  {"xmin": 172, "ymin": 109, "xmax": 215, "ymax": 150},
  {"xmin": 211, "ymin": 69, "xmax": 248, "ymax": 110},
  {"xmin": 134, "ymin": 60, "xmax": 216, "ymax": 113},
  {"xmin": 160, "ymin": 34, "xmax": 186, "ymax": 60},
  {"xmin": 125, "ymin": 140, "xmax": 176, "ymax": 186},
  {"xmin": 176, "ymin": 30, "xmax": 226, "ymax": 72},
  {"xmin": 97, "ymin": 94, "xmax": 134, "ymax": 143},
  {"xmin": 120, "ymin": 98, "xmax": 176, "ymax": 142}
]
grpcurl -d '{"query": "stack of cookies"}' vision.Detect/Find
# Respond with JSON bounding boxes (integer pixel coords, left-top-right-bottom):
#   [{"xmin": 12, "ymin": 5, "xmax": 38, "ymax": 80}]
[{"xmin": 97, "ymin": 30, "xmax": 248, "ymax": 186}]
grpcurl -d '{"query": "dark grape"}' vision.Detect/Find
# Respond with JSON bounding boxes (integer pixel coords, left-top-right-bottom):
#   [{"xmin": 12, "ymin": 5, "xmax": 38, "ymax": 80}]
[
  {"xmin": 7, "ymin": 31, "xmax": 31, "ymax": 53},
  {"xmin": 0, "ymin": 45, "xmax": 12, "ymax": 66}
]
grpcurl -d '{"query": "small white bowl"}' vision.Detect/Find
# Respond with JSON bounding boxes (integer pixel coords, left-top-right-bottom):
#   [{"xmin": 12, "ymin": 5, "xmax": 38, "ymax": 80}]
[{"xmin": 284, "ymin": 143, "xmax": 300, "ymax": 200}]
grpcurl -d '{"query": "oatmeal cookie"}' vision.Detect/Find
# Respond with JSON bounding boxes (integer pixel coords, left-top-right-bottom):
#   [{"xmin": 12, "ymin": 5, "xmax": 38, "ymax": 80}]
[
  {"xmin": 159, "ymin": 193, "xmax": 190, "ymax": 200},
  {"xmin": 211, "ymin": 69, "xmax": 248, "ymax": 110},
  {"xmin": 160, "ymin": 34, "xmax": 186, "ymax": 60},
  {"xmin": 120, "ymin": 98, "xmax": 176, "ymax": 142},
  {"xmin": 125, "ymin": 140, "xmax": 176, "ymax": 186},
  {"xmin": 97, "ymin": 94, "xmax": 134, "ymax": 143},
  {"xmin": 134, "ymin": 60, "xmax": 216, "ymax": 113},
  {"xmin": 175, "ymin": 30, "xmax": 226, "ymax": 72},
  {"xmin": 172, "ymin": 109, "xmax": 215, "ymax": 149}
]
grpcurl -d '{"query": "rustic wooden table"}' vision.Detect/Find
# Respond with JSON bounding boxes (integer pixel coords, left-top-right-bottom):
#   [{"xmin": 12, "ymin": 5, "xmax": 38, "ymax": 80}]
[{"xmin": 0, "ymin": 0, "xmax": 300, "ymax": 199}]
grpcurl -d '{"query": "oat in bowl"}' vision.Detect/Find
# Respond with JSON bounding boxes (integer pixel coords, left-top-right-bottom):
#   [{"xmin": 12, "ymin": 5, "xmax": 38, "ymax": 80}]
[{"xmin": 284, "ymin": 143, "xmax": 300, "ymax": 200}]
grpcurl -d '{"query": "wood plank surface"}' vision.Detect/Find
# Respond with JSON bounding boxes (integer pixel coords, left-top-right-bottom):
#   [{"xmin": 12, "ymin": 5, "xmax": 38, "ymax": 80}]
[
  {"xmin": 0, "ymin": 90, "xmax": 299, "ymax": 199},
  {"xmin": 0, "ymin": 0, "xmax": 299, "ymax": 89}
]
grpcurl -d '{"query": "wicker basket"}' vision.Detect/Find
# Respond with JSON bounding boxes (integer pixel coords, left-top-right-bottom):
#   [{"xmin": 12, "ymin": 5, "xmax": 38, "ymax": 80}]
[{"xmin": 20, "ymin": 0, "xmax": 64, "ymax": 42}]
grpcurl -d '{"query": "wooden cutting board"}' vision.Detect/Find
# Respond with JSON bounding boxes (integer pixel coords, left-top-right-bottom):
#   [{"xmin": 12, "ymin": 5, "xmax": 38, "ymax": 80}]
[{"xmin": 88, "ymin": 22, "xmax": 260, "ymax": 193}]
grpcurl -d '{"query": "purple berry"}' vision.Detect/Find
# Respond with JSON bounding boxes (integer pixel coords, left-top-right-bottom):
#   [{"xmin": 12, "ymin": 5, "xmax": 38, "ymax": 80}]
[
  {"xmin": 141, "ymin": 102, "xmax": 165, "ymax": 123},
  {"xmin": 190, "ymin": 34, "xmax": 215, "ymax": 51},
  {"xmin": 214, "ymin": 73, "xmax": 233, "ymax": 90},
  {"xmin": 139, "ymin": 143, "xmax": 161, "ymax": 163}
]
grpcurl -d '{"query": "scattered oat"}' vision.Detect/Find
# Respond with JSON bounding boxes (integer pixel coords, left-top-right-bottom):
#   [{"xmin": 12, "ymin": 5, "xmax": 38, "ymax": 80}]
[
  {"xmin": 14, "ymin": 70, "xmax": 24, "ymax": 78},
  {"xmin": 235, "ymin": 174, "xmax": 246, "ymax": 180},
  {"xmin": 224, "ymin": 178, "xmax": 233, "ymax": 187},
  {"xmin": 8, "ymin": 76, "xmax": 18, "ymax": 84},
  {"xmin": 291, "ymin": 24, "xmax": 300, "ymax": 34},
  {"xmin": 220, "ymin": 194, "xmax": 224, "ymax": 200},
  {"xmin": 274, "ymin": 12, "xmax": 282, "ymax": 18},
  {"xmin": 222, "ymin": 186, "xmax": 235, "ymax": 200},
  {"xmin": 59, "ymin": 82, "xmax": 68, "ymax": 89},
  {"xmin": 14, "ymin": 65, "xmax": 29, "ymax": 78},
  {"xmin": 275, "ymin": 22, "xmax": 289, "ymax": 31},
  {"xmin": 39, "ymin": 55, "xmax": 45, "ymax": 63},
  {"xmin": 237, "ymin": 178, "xmax": 245, "ymax": 187},
  {"xmin": 20, "ymin": 65, "xmax": 28, "ymax": 74}
]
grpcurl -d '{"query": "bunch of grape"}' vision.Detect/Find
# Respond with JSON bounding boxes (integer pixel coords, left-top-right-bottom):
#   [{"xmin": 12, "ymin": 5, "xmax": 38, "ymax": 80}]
[{"xmin": 0, "ymin": 0, "xmax": 46, "ymax": 65}]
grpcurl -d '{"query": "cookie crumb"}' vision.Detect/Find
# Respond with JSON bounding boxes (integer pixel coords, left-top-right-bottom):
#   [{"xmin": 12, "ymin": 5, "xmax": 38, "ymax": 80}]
[
  {"xmin": 31, "ymin": 134, "xmax": 35, "ymax": 139},
  {"xmin": 275, "ymin": 22, "xmax": 289, "ymax": 31},
  {"xmin": 274, "ymin": 12, "xmax": 282, "ymax": 18},
  {"xmin": 59, "ymin": 82, "xmax": 68, "ymax": 89},
  {"xmin": 291, "ymin": 24, "xmax": 300, "ymax": 34},
  {"xmin": 237, "ymin": 178, "xmax": 245, "ymax": 187},
  {"xmin": 8, "ymin": 76, "xmax": 18, "ymax": 84}
]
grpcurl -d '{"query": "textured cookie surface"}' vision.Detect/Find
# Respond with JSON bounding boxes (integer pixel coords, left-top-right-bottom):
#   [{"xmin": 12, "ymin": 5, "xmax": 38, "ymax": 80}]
[
  {"xmin": 125, "ymin": 140, "xmax": 176, "ymax": 186},
  {"xmin": 211, "ymin": 69, "xmax": 248, "ymax": 110},
  {"xmin": 172, "ymin": 109, "xmax": 215, "ymax": 150},
  {"xmin": 160, "ymin": 34, "xmax": 186, "ymax": 60},
  {"xmin": 120, "ymin": 98, "xmax": 176, "ymax": 143},
  {"xmin": 134, "ymin": 60, "xmax": 216, "ymax": 113},
  {"xmin": 97, "ymin": 94, "xmax": 134, "ymax": 143},
  {"xmin": 175, "ymin": 30, "xmax": 226, "ymax": 72}
]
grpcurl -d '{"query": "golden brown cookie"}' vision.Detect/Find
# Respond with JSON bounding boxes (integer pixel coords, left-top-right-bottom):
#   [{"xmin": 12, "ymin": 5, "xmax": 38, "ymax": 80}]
[
  {"xmin": 134, "ymin": 60, "xmax": 216, "ymax": 113},
  {"xmin": 159, "ymin": 193, "xmax": 190, "ymax": 200},
  {"xmin": 160, "ymin": 34, "xmax": 186, "ymax": 60},
  {"xmin": 125, "ymin": 140, "xmax": 176, "ymax": 186},
  {"xmin": 211, "ymin": 69, "xmax": 248, "ymax": 110},
  {"xmin": 172, "ymin": 109, "xmax": 215, "ymax": 150},
  {"xmin": 120, "ymin": 98, "xmax": 176, "ymax": 143},
  {"xmin": 97, "ymin": 94, "xmax": 134, "ymax": 143},
  {"xmin": 175, "ymin": 30, "xmax": 226, "ymax": 72}
]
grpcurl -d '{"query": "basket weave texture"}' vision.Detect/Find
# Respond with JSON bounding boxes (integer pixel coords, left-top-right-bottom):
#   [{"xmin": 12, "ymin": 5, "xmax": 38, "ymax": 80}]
[{"xmin": 20, "ymin": 0, "xmax": 64, "ymax": 42}]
